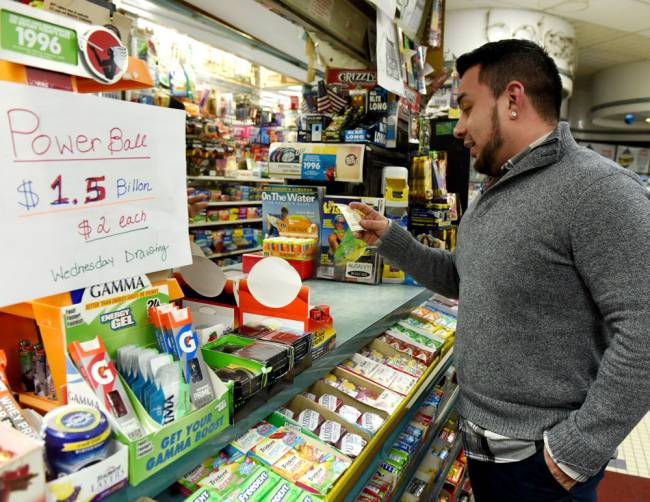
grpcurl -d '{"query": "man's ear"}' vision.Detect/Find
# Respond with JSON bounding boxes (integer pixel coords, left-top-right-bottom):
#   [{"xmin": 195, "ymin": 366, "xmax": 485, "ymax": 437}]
[{"xmin": 505, "ymin": 80, "xmax": 525, "ymax": 117}]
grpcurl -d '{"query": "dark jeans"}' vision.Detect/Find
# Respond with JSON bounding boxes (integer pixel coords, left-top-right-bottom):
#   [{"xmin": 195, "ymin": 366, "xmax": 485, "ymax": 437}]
[{"xmin": 467, "ymin": 448, "xmax": 606, "ymax": 502}]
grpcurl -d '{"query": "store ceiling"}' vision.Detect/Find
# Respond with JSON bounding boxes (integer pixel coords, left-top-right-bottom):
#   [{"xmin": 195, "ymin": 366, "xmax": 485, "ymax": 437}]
[{"xmin": 446, "ymin": 0, "xmax": 650, "ymax": 78}]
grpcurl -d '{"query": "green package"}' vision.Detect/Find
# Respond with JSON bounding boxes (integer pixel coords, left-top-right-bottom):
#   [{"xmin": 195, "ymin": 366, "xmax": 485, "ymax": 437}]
[
  {"xmin": 183, "ymin": 487, "xmax": 220, "ymax": 502},
  {"xmin": 222, "ymin": 465, "xmax": 282, "ymax": 501},
  {"xmin": 264, "ymin": 478, "xmax": 304, "ymax": 502},
  {"xmin": 198, "ymin": 452, "xmax": 256, "ymax": 492},
  {"xmin": 178, "ymin": 455, "xmax": 217, "ymax": 492},
  {"xmin": 292, "ymin": 494, "xmax": 324, "ymax": 502},
  {"xmin": 387, "ymin": 448, "xmax": 409, "ymax": 468}
]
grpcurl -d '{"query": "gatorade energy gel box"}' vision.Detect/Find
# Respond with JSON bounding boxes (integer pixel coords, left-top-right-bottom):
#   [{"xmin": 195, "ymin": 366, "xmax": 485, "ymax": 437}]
[
  {"xmin": 162, "ymin": 308, "xmax": 216, "ymax": 409},
  {"xmin": 148, "ymin": 304, "xmax": 180, "ymax": 359},
  {"xmin": 68, "ymin": 336, "xmax": 144, "ymax": 440}
]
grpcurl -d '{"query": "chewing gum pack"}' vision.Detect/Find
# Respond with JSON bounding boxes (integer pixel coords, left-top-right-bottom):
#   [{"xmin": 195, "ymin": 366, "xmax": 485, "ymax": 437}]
[
  {"xmin": 68, "ymin": 336, "xmax": 144, "ymax": 440},
  {"xmin": 162, "ymin": 307, "xmax": 216, "ymax": 409}
]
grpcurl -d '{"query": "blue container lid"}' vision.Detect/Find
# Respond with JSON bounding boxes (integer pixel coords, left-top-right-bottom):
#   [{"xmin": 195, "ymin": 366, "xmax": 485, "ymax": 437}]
[{"xmin": 43, "ymin": 405, "xmax": 111, "ymax": 446}]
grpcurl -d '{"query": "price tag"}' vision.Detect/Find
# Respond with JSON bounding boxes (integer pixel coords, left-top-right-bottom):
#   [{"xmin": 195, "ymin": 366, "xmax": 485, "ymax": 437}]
[
  {"xmin": 0, "ymin": 81, "xmax": 191, "ymax": 307},
  {"xmin": 0, "ymin": 9, "xmax": 77, "ymax": 65}
]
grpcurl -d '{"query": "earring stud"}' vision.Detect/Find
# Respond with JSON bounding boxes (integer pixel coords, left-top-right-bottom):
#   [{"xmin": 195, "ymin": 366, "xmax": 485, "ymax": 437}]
[{"xmin": 511, "ymin": 111, "xmax": 518, "ymax": 118}]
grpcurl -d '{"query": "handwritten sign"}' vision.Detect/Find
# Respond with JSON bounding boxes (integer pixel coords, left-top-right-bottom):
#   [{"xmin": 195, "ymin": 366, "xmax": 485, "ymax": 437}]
[{"xmin": 0, "ymin": 81, "xmax": 191, "ymax": 307}]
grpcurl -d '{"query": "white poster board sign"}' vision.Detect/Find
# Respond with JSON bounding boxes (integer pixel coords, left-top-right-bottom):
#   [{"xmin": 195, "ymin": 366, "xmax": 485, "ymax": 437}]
[
  {"xmin": 0, "ymin": 81, "xmax": 191, "ymax": 307},
  {"xmin": 376, "ymin": 9, "xmax": 405, "ymax": 97}
]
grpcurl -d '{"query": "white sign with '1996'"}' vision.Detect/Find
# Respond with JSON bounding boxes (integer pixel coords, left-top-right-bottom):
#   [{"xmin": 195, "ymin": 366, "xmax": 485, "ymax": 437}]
[{"xmin": 0, "ymin": 81, "xmax": 191, "ymax": 307}]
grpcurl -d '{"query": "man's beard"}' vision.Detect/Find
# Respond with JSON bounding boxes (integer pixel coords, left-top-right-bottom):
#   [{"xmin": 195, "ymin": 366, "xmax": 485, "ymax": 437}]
[{"xmin": 473, "ymin": 106, "xmax": 504, "ymax": 176}]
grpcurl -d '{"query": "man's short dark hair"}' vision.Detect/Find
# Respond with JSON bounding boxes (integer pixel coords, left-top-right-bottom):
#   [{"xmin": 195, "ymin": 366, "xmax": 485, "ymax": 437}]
[{"xmin": 456, "ymin": 39, "xmax": 562, "ymax": 123}]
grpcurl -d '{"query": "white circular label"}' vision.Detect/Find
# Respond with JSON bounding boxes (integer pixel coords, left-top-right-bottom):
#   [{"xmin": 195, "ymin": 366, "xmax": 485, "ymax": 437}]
[{"xmin": 247, "ymin": 257, "xmax": 302, "ymax": 308}]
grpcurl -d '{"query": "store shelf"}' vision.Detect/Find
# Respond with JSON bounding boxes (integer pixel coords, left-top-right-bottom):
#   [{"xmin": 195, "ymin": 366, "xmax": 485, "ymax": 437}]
[
  {"xmin": 428, "ymin": 437, "xmax": 464, "ymax": 501},
  {"xmin": 106, "ymin": 281, "xmax": 430, "ymax": 501},
  {"xmin": 206, "ymin": 201, "xmax": 262, "ymax": 207},
  {"xmin": 187, "ymin": 175, "xmax": 284, "ymax": 183},
  {"xmin": 17, "ymin": 392, "xmax": 59, "ymax": 413},
  {"xmin": 205, "ymin": 247, "xmax": 261, "ymax": 259},
  {"xmin": 389, "ymin": 386, "xmax": 460, "ymax": 502},
  {"xmin": 189, "ymin": 218, "xmax": 262, "ymax": 228},
  {"xmin": 340, "ymin": 353, "xmax": 456, "ymax": 502}
]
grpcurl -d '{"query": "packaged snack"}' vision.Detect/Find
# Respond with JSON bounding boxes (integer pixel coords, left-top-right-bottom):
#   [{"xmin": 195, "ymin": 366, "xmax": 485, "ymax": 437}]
[
  {"xmin": 317, "ymin": 420, "xmax": 343, "ymax": 445},
  {"xmin": 358, "ymin": 412, "xmax": 384, "ymax": 434},
  {"xmin": 297, "ymin": 409, "xmax": 323, "ymax": 433},
  {"xmin": 198, "ymin": 452, "xmax": 255, "ymax": 492},
  {"xmin": 223, "ymin": 465, "xmax": 282, "ymax": 501},
  {"xmin": 317, "ymin": 394, "xmax": 342, "ymax": 412},
  {"xmin": 337, "ymin": 404, "xmax": 362, "ymax": 424},
  {"xmin": 302, "ymin": 392, "xmax": 317, "ymax": 402},
  {"xmin": 253, "ymin": 429, "xmax": 305, "ymax": 465},
  {"xmin": 231, "ymin": 421, "xmax": 277, "ymax": 454},
  {"xmin": 273, "ymin": 451, "xmax": 314, "ymax": 482},
  {"xmin": 277, "ymin": 407, "xmax": 295, "ymax": 420},
  {"xmin": 68, "ymin": 337, "xmax": 144, "ymax": 440},
  {"xmin": 411, "ymin": 306, "xmax": 440, "ymax": 323},
  {"xmin": 0, "ymin": 370, "xmax": 39, "ymax": 440},
  {"xmin": 337, "ymin": 432, "xmax": 367, "ymax": 458},
  {"xmin": 387, "ymin": 324, "xmax": 444, "ymax": 351},
  {"xmin": 340, "ymin": 354, "xmax": 418, "ymax": 396},
  {"xmin": 178, "ymin": 454, "xmax": 219, "ymax": 492},
  {"xmin": 387, "ymin": 448, "xmax": 409, "ymax": 469},
  {"xmin": 293, "ymin": 494, "xmax": 322, "ymax": 502},
  {"xmin": 265, "ymin": 478, "xmax": 305, "ymax": 502},
  {"xmin": 378, "ymin": 333, "xmax": 437, "ymax": 366},
  {"xmin": 363, "ymin": 478, "xmax": 391, "ymax": 499},
  {"xmin": 405, "ymin": 476, "xmax": 427, "ymax": 497},
  {"xmin": 163, "ymin": 308, "xmax": 216, "ymax": 408}
]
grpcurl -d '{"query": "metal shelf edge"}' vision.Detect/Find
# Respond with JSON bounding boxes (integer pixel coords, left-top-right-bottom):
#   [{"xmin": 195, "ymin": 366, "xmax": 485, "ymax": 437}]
[
  {"xmin": 428, "ymin": 437, "xmax": 465, "ymax": 501},
  {"xmin": 390, "ymin": 386, "xmax": 460, "ymax": 501}
]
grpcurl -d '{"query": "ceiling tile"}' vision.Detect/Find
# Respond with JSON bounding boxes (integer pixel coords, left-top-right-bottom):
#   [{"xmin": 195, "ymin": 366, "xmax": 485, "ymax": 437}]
[
  {"xmin": 547, "ymin": 0, "xmax": 650, "ymax": 32},
  {"xmin": 587, "ymin": 33, "xmax": 650, "ymax": 58},
  {"xmin": 571, "ymin": 20, "xmax": 629, "ymax": 48}
]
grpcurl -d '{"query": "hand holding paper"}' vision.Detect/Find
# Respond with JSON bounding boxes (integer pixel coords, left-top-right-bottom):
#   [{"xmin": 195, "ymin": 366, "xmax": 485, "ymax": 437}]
[{"xmin": 349, "ymin": 202, "xmax": 389, "ymax": 246}]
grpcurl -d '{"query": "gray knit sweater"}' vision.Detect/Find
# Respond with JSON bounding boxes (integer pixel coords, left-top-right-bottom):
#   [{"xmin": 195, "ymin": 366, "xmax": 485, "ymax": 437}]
[{"xmin": 378, "ymin": 122, "xmax": 650, "ymax": 478}]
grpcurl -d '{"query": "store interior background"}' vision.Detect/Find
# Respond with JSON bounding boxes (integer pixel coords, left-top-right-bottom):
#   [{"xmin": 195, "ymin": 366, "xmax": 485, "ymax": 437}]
[
  {"xmin": 1, "ymin": 0, "xmax": 649, "ymax": 500},
  {"xmin": 160, "ymin": 0, "xmax": 650, "ymax": 495}
]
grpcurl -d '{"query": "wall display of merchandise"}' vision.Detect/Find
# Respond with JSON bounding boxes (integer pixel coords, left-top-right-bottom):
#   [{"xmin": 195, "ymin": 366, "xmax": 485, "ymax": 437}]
[
  {"xmin": 188, "ymin": 181, "xmax": 269, "ymax": 266},
  {"xmin": 0, "ymin": 3, "xmax": 467, "ymax": 502},
  {"xmin": 123, "ymin": 17, "xmax": 301, "ymax": 267},
  {"xmin": 129, "ymin": 19, "xmax": 300, "ymax": 180},
  {"xmin": 408, "ymin": 151, "xmax": 461, "ymax": 252},
  {"xmin": 177, "ymin": 297, "xmax": 457, "ymax": 502},
  {"xmin": 243, "ymin": 184, "xmax": 389, "ymax": 284}
]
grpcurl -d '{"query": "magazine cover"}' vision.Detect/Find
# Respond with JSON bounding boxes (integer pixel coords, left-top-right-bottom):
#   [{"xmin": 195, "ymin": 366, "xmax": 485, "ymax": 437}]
[
  {"xmin": 262, "ymin": 185, "xmax": 324, "ymax": 239},
  {"xmin": 318, "ymin": 196, "xmax": 385, "ymax": 284}
]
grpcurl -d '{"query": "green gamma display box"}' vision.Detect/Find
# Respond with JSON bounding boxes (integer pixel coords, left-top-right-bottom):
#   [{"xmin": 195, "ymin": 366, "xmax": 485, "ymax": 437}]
[{"xmin": 64, "ymin": 275, "xmax": 233, "ymax": 485}]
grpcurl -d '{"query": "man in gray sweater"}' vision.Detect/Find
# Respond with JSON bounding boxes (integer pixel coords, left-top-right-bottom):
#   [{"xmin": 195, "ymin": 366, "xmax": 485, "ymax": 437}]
[{"xmin": 352, "ymin": 39, "xmax": 650, "ymax": 501}]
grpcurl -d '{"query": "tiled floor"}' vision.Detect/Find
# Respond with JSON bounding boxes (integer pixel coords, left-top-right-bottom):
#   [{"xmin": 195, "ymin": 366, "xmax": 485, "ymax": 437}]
[{"xmin": 607, "ymin": 411, "xmax": 650, "ymax": 478}]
